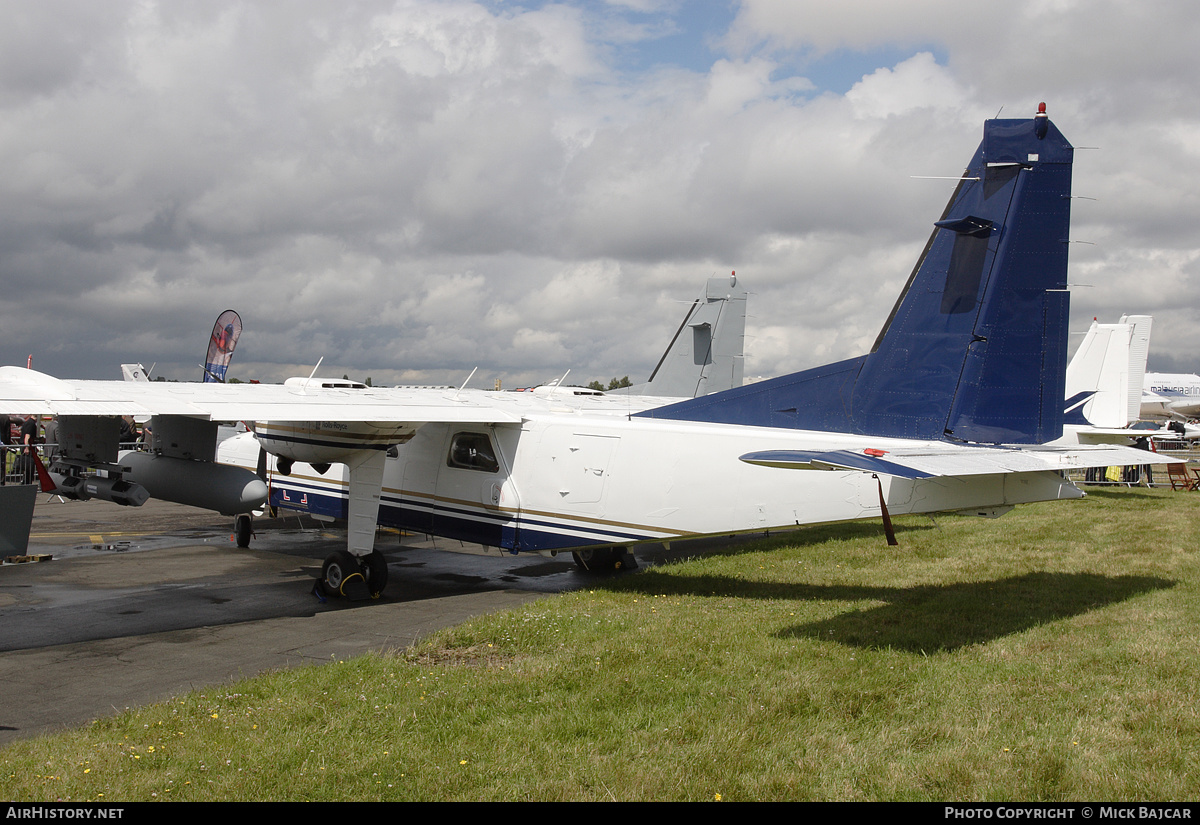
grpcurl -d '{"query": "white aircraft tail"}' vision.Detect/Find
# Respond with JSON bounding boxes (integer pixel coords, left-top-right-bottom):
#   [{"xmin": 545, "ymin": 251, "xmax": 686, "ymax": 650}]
[
  {"xmin": 1063, "ymin": 315, "xmax": 1151, "ymax": 428},
  {"xmin": 121, "ymin": 363, "xmax": 151, "ymax": 382}
]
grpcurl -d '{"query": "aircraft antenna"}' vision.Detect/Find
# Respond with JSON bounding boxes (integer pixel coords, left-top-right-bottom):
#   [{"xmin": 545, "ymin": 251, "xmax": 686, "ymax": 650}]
[
  {"xmin": 550, "ymin": 369, "xmax": 571, "ymax": 397},
  {"xmin": 302, "ymin": 357, "xmax": 324, "ymax": 392},
  {"xmin": 455, "ymin": 367, "xmax": 478, "ymax": 398}
]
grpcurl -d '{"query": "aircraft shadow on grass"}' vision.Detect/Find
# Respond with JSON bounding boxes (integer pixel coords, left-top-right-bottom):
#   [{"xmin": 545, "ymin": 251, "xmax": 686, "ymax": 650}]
[
  {"xmin": 778, "ymin": 572, "xmax": 1173, "ymax": 652},
  {"xmin": 611, "ymin": 569, "xmax": 1173, "ymax": 653}
]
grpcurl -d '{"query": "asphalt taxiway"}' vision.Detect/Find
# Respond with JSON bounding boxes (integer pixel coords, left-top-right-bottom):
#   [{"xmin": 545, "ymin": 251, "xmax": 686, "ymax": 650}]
[{"xmin": 0, "ymin": 496, "xmax": 589, "ymax": 744}]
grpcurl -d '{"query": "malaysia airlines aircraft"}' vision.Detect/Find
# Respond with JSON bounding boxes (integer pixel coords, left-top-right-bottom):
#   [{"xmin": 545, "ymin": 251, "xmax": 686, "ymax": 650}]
[
  {"xmin": 1142, "ymin": 373, "xmax": 1200, "ymax": 422},
  {"xmin": 0, "ymin": 105, "xmax": 1161, "ymax": 600}
]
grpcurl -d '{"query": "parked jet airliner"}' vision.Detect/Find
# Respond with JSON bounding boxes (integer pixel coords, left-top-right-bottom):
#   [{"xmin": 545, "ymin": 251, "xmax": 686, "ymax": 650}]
[{"xmin": 1143, "ymin": 373, "xmax": 1200, "ymax": 421}]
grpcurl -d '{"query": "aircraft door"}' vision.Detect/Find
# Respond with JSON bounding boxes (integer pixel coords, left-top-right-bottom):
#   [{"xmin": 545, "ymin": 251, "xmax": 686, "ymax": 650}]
[
  {"xmin": 432, "ymin": 427, "xmax": 522, "ymax": 550},
  {"xmin": 545, "ymin": 432, "xmax": 619, "ymax": 507}
]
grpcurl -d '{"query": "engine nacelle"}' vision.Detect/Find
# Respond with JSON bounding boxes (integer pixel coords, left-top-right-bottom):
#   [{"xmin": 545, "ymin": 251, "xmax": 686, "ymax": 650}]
[
  {"xmin": 253, "ymin": 420, "xmax": 415, "ymax": 465},
  {"xmin": 120, "ymin": 451, "xmax": 267, "ymax": 515}
]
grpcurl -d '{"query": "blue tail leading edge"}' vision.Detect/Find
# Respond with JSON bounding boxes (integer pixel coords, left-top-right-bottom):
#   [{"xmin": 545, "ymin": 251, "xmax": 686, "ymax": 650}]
[{"xmin": 639, "ymin": 105, "xmax": 1074, "ymax": 445}]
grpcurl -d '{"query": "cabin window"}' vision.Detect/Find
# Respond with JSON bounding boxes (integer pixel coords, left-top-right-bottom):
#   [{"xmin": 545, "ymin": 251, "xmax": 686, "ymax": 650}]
[{"xmin": 447, "ymin": 432, "xmax": 499, "ymax": 473}]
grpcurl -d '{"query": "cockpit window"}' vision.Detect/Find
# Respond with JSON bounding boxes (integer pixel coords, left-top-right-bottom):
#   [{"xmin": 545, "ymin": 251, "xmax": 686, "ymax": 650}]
[{"xmin": 447, "ymin": 432, "xmax": 499, "ymax": 473}]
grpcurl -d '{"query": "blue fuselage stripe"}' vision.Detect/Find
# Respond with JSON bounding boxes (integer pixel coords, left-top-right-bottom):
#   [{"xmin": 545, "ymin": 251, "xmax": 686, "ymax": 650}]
[{"xmin": 267, "ymin": 478, "xmax": 656, "ymax": 551}]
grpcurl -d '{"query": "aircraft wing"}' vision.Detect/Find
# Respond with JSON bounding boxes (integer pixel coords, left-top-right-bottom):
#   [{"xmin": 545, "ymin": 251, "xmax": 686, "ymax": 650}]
[
  {"xmin": 0, "ymin": 367, "xmax": 522, "ymax": 425},
  {"xmin": 739, "ymin": 443, "xmax": 1178, "ymax": 479}
]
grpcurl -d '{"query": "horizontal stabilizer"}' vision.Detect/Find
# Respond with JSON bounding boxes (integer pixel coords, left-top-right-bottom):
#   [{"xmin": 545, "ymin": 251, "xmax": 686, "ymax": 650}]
[
  {"xmin": 739, "ymin": 449, "xmax": 936, "ymax": 478},
  {"xmin": 740, "ymin": 443, "xmax": 1179, "ymax": 479}
]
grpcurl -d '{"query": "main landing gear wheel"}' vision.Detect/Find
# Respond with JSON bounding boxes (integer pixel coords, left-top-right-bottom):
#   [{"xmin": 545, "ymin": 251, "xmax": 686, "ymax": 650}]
[
  {"xmin": 572, "ymin": 546, "xmax": 636, "ymax": 573},
  {"xmin": 360, "ymin": 550, "xmax": 389, "ymax": 598},
  {"xmin": 321, "ymin": 550, "xmax": 367, "ymax": 598},
  {"xmin": 234, "ymin": 514, "xmax": 252, "ymax": 548}
]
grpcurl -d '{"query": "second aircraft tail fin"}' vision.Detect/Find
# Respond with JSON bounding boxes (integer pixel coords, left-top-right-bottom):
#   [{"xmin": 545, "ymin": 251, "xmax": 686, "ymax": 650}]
[
  {"xmin": 617, "ymin": 274, "xmax": 747, "ymax": 398},
  {"xmin": 1063, "ymin": 315, "xmax": 1152, "ymax": 428}
]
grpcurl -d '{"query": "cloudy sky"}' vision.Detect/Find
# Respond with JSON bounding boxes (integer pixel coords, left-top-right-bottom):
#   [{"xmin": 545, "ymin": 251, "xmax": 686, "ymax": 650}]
[{"xmin": 3, "ymin": 0, "xmax": 1198, "ymax": 387}]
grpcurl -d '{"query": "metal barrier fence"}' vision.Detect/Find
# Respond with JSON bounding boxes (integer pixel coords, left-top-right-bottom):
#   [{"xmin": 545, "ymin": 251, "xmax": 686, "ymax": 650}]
[
  {"xmin": 1068, "ymin": 454, "xmax": 1196, "ymax": 488},
  {"xmin": 0, "ymin": 444, "xmax": 45, "ymax": 486}
]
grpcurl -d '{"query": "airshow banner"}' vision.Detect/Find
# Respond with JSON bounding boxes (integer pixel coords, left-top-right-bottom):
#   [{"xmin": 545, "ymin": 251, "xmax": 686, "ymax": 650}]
[{"xmin": 203, "ymin": 309, "xmax": 242, "ymax": 383}]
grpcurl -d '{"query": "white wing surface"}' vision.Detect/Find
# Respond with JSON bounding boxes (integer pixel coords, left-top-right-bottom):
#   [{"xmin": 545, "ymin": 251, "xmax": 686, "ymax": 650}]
[{"xmin": 0, "ymin": 366, "xmax": 522, "ymax": 424}]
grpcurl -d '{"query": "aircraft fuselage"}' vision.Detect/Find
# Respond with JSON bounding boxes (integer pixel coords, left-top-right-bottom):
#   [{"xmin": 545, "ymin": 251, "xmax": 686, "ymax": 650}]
[{"xmin": 219, "ymin": 412, "xmax": 1081, "ymax": 555}]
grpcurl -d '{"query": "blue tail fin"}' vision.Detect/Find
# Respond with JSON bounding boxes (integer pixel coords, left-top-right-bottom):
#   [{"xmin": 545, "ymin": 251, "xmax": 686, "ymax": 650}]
[{"xmin": 638, "ymin": 107, "xmax": 1074, "ymax": 444}]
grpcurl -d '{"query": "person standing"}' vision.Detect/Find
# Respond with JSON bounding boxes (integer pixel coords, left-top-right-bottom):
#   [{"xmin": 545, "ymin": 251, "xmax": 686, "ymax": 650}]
[
  {"xmin": 0, "ymin": 415, "xmax": 20, "ymax": 485},
  {"xmin": 20, "ymin": 414, "xmax": 37, "ymax": 453},
  {"xmin": 42, "ymin": 416, "xmax": 58, "ymax": 461},
  {"xmin": 0, "ymin": 417, "xmax": 8, "ymax": 485},
  {"xmin": 1134, "ymin": 436, "xmax": 1155, "ymax": 487},
  {"xmin": 17, "ymin": 414, "xmax": 39, "ymax": 484}
]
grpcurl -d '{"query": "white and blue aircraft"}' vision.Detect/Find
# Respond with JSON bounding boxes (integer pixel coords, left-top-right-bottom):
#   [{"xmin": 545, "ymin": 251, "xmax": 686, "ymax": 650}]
[
  {"xmin": 1055, "ymin": 315, "xmax": 1200, "ymax": 441},
  {"xmin": 0, "ymin": 105, "xmax": 1161, "ymax": 598},
  {"xmin": 1057, "ymin": 316, "xmax": 1200, "ymax": 443},
  {"xmin": 1054, "ymin": 314, "xmax": 1153, "ymax": 445}
]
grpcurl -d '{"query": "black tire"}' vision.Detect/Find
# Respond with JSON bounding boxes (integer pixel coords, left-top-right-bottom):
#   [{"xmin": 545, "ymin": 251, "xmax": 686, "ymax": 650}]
[
  {"xmin": 321, "ymin": 550, "xmax": 365, "ymax": 597},
  {"xmin": 572, "ymin": 546, "xmax": 619, "ymax": 572},
  {"xmin": 234, "ymin": 514, "xmax": 252, "ymax": 548},
  {"xmin": 360, "ymin": 550, "xmax": 389, "ymax": 598}
]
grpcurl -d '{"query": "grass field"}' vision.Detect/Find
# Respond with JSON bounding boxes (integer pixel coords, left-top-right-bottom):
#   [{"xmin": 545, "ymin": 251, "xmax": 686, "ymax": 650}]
[{"xmin": 3, "ymin": 484, "xmax": 1198, "ymax": 801}]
